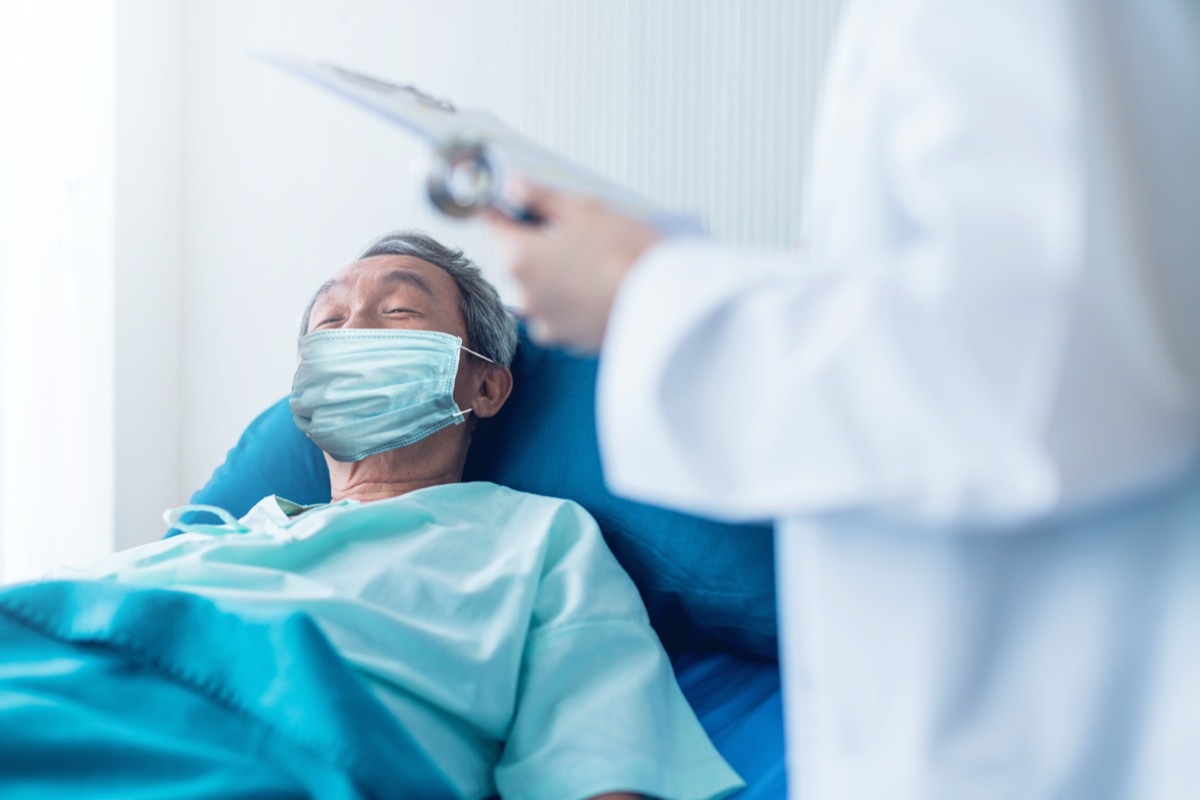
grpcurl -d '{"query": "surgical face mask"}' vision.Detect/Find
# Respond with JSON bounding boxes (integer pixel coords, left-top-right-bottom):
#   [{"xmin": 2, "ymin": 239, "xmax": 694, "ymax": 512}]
[{"xmin": 290, "ymin": 328, "xmax": 493, "ymax": 462}]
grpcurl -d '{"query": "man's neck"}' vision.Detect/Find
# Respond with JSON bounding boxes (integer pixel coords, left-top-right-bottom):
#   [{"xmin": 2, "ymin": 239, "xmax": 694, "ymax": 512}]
[
  {"xmin": 324, "ymin": 428, "xmax": 469, "ymax": 503},
  {"xmin": 330, "ymin": 471, "xmax": 459, "ymax": 502}
]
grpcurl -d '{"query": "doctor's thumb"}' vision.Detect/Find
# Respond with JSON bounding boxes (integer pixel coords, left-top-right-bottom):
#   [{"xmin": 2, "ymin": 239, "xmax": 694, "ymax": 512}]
[{"xmin": 501, "ymin": 178, "xmax": 586, "ymax": 224}]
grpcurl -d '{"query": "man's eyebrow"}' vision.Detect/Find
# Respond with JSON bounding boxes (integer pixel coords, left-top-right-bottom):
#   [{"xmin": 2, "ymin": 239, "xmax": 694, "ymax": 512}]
[
  {"xmin": 312, "ymin": 278, "xmax": 342, "ymax": 303},
  {"xmin": 383, "ymin": 269, "xmax": 435, "ymax": 297}
]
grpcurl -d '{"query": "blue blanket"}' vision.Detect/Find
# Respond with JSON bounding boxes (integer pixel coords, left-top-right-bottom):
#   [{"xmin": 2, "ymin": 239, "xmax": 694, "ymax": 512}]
[
  {"xmin": 675, "ymin": 652, "xmax": 787, "ymax": 800},
  {"xmin": 0, "ymin": 580, "xmax": 457, "ymax": 799},
  {"xmin": 0, "ymin": 580, "xmax": 787, "ymax": 798}
]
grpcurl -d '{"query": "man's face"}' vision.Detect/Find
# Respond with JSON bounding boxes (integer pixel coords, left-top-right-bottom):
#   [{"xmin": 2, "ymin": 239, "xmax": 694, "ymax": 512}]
[
  {"xmin": 304, "ymin": 254, "xmax": 495, "ymax": 417},
  {"xmin": 306, "ymin": 255, "xmax": 468, "ymax": 341}
]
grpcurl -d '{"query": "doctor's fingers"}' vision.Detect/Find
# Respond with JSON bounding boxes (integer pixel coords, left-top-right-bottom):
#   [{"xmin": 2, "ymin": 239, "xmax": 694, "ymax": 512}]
[
  {"xmin": 489, "ymin": 219, "xmax": 567, "ymax": 286},
  {"xmin": 492, "ymin": 219, "xmax": 650, "ymax": 351},
  {"xmin": 516, "ymin": 280, "xmax": 609, "ymax": 352}
]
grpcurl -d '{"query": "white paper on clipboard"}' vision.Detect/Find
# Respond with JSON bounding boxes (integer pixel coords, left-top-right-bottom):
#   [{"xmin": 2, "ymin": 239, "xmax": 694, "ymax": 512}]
[{"xmin": 258, "ymin": 55, "xmax": 705, "ymax": 236}]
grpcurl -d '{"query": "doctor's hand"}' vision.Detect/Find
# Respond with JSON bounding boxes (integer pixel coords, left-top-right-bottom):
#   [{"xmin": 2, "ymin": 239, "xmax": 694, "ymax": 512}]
[{"xmin": 486, "ymin": 183, "xmax": 661, "ymax": 352}]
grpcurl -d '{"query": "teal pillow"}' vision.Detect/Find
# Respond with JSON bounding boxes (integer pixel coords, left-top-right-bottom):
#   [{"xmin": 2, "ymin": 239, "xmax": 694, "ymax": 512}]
[{"xmin": 177, "ymin": 329, "xmax": 777, "ymax": 660}]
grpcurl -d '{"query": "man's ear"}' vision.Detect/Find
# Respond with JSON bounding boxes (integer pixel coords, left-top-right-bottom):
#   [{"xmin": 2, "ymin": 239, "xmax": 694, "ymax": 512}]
[{"xmin": 471, "ymin": 365, "xmax": 513, "ymax": 419}]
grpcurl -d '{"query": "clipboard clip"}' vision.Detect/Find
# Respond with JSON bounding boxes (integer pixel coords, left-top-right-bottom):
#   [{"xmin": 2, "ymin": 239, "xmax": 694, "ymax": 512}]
[
  {"xmin": 322, "ymin": 63, "xmax": 457, "ymax": 113},
  {"xmin": 426, "ymin": 136, "xmax": 544, "ymax": 226}
]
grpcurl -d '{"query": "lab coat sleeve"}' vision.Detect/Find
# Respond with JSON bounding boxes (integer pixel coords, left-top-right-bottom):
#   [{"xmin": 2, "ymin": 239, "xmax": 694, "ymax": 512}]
[{"xmin": 597, "ymin": 0, "xmax": 1085, "ymax": 525}]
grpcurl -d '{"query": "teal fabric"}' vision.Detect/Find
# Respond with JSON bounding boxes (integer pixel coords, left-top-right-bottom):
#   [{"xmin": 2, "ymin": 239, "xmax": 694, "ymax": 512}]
[
  {"xmin": 176, "ymin": 326, "xmax": 777, "ymax": 659},
  {"xmin": 0, "ymin": 580, "xmax": 457, "ymax": 799}
]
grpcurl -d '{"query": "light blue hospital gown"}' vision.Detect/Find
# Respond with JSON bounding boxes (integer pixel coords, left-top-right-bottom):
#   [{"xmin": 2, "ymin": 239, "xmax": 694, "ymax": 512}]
[{"xmin": 56, "ymin": 482, "xmax": 743, "ymax": 800}]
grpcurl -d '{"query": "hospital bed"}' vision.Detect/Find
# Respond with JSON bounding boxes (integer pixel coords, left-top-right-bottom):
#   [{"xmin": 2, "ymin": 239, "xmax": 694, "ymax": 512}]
[{"xmin": 183, "ymin": 324, "xmax": 787, "ymax": 798}]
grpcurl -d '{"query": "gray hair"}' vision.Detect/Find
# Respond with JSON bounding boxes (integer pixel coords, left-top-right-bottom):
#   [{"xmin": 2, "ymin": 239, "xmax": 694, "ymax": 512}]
[{"xmin": 299, "ymin": 231, "xmax": 517, "ymax": 366}]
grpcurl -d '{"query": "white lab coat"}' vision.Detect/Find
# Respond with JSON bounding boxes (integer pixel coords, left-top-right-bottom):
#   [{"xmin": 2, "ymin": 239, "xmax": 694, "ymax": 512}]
[{"xmin": 596, "ymin": 0, "xmax": 1200, "ymax": 797}]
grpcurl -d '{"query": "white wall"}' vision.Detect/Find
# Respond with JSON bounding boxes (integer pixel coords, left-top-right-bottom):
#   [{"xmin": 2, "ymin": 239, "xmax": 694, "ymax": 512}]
[
  {"xmin": 0, "ymin": 1, "xmax": 118, "ymax": 579},
  {"xmin": 177, "ymin": 0, "xmax": 844, "ymax": 501}
]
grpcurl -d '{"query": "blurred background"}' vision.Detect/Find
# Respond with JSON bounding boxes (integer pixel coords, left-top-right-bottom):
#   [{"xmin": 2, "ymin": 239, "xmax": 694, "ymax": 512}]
[{"xmin": 0, "ymin": 0, "xmax": 843, "ymax": 581}]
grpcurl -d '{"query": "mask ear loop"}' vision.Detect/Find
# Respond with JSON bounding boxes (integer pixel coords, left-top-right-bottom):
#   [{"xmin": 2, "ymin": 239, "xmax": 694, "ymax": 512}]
[
  {"xmin": 456, "ymin": 345, "xmax": 495, "ymax": 420},
  {"xmin": 460, "ymin": 345, "xmax": 494, "ymax": 364},
  {"xmin": 162, "ymin": 505, "xmax": 252, "ymax": 535}
]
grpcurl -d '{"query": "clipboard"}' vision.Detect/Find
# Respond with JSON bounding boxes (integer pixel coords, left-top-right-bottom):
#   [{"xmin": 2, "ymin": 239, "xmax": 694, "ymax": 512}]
[{"xmin": 259, "ymin": 55, "xmax": 705, "ymax": 236}]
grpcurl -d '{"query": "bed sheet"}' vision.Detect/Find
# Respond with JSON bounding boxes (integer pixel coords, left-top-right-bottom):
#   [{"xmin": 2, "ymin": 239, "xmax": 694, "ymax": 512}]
[{"xmin": 0, "ymin": 580, "xmax": 457, "ymax": 798}]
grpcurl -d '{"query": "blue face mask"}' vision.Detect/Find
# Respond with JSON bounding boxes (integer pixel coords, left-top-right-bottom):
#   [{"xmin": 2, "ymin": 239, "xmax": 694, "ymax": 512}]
[{"xmin": 290, "ymin": 329, "xmax": 493, "ymax": 462}]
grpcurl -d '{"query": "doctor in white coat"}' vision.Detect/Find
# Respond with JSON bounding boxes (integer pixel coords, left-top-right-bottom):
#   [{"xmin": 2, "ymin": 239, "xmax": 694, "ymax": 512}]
[{"xmin": 489, "ymin": 1, "xmax": 1199, "ymax": 798}]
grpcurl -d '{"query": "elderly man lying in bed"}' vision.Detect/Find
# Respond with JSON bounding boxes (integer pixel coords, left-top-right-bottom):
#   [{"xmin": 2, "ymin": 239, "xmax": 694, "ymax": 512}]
[{"xmin": 0, "ymin": 232, "xmax": 742, "ymax": 800}]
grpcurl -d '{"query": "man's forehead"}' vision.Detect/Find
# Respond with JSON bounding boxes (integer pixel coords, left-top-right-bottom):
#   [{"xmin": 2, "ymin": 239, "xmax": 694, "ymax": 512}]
[{"xmin": 321, "ymin": 255, "xmax": 459, "ymax": 302}]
